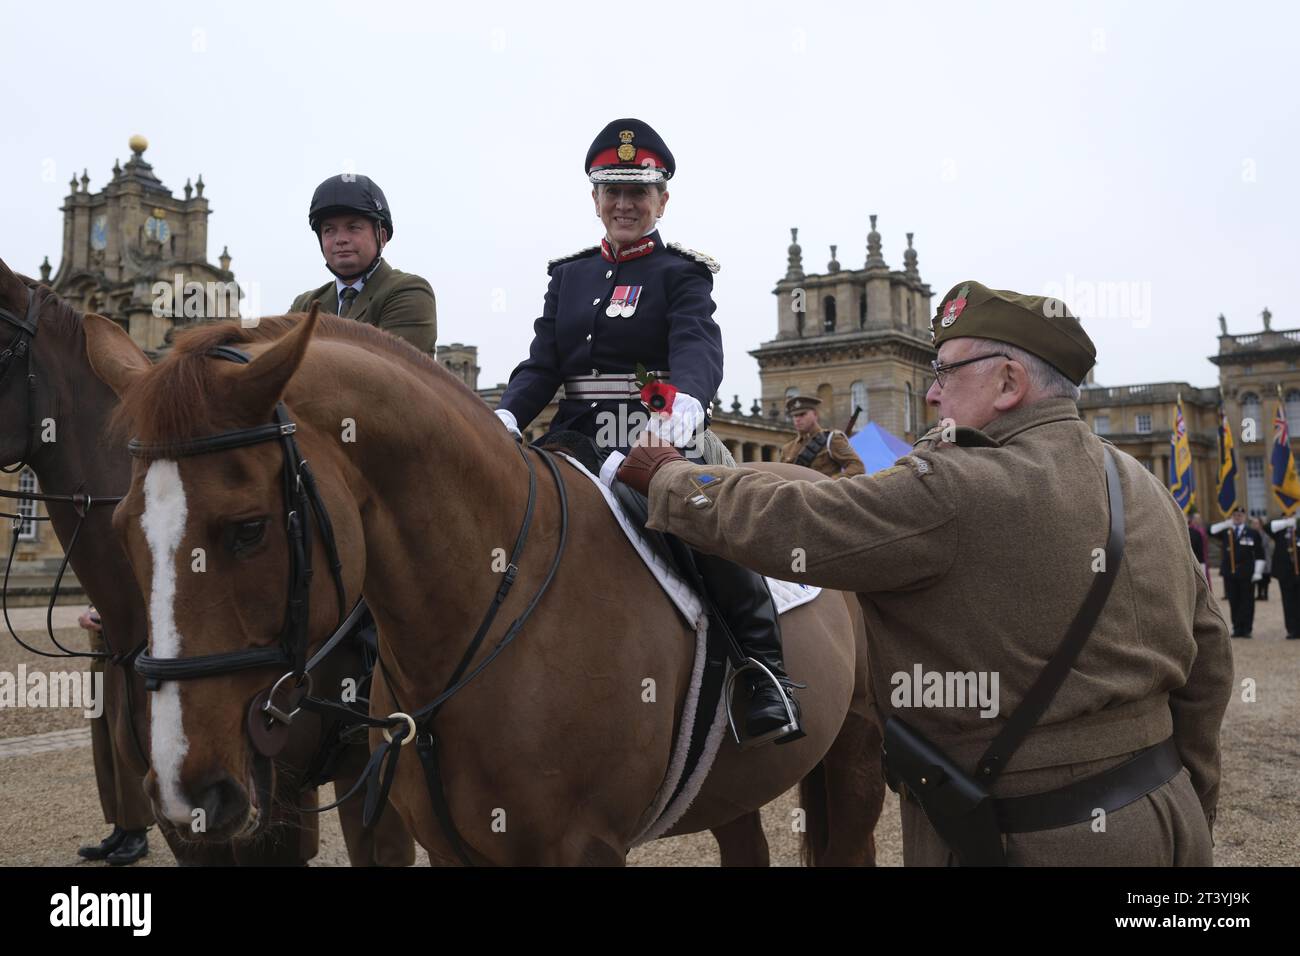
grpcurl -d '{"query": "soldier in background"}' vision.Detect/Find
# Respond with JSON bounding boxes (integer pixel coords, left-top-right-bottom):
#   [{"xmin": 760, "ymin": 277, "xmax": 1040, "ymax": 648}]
[
  {"xmin": 1253, "ymin": 517, "xmax": 1273, "ymax": 600},
  {"xmin": 779, "ymin": 396, "xmax": 865, "ymax": 478},
  {"xmin": 1209, "ymin": 507, "xmax": 1262, "ymax": 638},
  {"xmin": 1269, "ymin": 516, "xmax": 1300, "ymax": 639},
  {"xmin": 290, "ymin": 174, "xmax": 437, "ymax": 353}
]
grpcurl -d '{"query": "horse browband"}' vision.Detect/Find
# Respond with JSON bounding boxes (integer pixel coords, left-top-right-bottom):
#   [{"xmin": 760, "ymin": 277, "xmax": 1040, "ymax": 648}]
[{"xmin": 131, "ymin": 344, "xmax": 350, "ymax": 686}]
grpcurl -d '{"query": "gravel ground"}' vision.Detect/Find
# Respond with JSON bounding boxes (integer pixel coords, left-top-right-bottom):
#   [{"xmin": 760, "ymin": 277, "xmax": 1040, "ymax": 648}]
[{"xmin": 1, "ymin": 599, "xmax": 1293, "ymax": 866}]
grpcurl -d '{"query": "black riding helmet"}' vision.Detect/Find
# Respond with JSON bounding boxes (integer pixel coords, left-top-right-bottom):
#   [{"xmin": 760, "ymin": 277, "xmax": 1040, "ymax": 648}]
[{"xmin": 308, "ymin": 174, "xmax": 393, "ymax": 281}]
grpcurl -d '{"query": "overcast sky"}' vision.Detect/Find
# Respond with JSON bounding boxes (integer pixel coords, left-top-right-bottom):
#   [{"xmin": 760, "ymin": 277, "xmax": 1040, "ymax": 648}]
[{"xmin": 5, "ymin": 0, "xmax": 1296, "ymax": 408}]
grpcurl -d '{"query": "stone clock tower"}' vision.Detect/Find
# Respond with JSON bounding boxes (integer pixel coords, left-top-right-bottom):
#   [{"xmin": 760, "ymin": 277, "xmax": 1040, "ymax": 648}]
[
  {"xmin": 45, "ymin": 134, "xmax": 238, "ymax": 352},
  {"xmin": 751, "ymin": 216, "xmax": 935, "ymax": 441}
]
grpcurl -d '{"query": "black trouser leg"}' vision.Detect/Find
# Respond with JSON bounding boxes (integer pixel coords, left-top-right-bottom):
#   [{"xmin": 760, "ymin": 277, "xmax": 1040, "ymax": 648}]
[
  {"xmin": 1225, "ymin": 577, "xmax": 1255, "ymax": 635},
  {"xmin": 1224, "ymin": 577, "xmax": 1245, "ymax": 634},
  {"xmin": 1243, "ymin": 580, "xmax": 1257, "ymax": 633},
  {"xmin": 1280, "ymin": 577, "xmax": 1300, "ymax": 637}
]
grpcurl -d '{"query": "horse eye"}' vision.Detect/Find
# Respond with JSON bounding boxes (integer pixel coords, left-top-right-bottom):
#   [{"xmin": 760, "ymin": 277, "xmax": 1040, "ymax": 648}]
[{"xmin": 227, "ymin": 518, "xmax": 267, "ymax": 555}]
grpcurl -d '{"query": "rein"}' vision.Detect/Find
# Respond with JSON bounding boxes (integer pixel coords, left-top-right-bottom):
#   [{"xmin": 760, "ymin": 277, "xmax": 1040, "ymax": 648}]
[
  {"xmin": 301, "ymin": 439, "xmax": 570, "ymax": 867},
  {"xmin": 0, "ymin": 286, "xmax": 39, "ymax": 475},
  {"xmin": 0, "ymin": 285, "xmax": 133, "ymax": 662}
]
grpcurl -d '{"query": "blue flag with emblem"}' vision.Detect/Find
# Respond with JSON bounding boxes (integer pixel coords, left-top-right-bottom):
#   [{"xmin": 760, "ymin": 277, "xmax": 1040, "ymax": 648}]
[
  {"xmin": 1216, "ymin": 402, "xmax": 1238, "ymax": 518},
  {"xmin": 1271, "ymin": 401, "xmax": 1300, "ymax": 516},
  {"xmin": 1168, "ymin": 395, "xmax": 1195, "ymax": 514}
]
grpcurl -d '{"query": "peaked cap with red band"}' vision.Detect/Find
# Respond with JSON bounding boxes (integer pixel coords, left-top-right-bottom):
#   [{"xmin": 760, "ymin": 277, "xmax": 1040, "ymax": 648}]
[{"xmin": 586, "ymin": 118, "xmax": 675, "ymax": 184}]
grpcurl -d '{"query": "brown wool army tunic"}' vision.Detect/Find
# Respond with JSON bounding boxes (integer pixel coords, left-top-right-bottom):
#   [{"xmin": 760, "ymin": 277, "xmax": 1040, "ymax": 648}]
[
  {"xmin": 779, "ymin": 428, "xmax": 866, "ymax": 478},
  {"xmin": 290, "ymin": 259, "xmax": 437, "ymax": 353},
  {"xmin": 645, "ymin": 397, "xmax": 1234, "ymax": 864}
]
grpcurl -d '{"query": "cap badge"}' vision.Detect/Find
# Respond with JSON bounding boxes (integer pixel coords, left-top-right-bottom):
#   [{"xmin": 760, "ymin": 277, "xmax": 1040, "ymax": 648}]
[
  {"xmin": 617, "ymin": 129, "xmax": 636, "ymax": 162},
  {"xmin": 940, "ymin": 284, "xmax": 970, "ymax": 328}
]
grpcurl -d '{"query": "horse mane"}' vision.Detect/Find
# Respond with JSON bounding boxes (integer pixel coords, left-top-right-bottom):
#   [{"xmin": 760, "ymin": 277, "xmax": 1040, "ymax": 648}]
[
  {"xmin": 18, "ymin": 275, "xmax": 82, "ymax": 341},
  {"xmin": 113, "ymin": 314, "xmax": 473, "ymax": 445}
]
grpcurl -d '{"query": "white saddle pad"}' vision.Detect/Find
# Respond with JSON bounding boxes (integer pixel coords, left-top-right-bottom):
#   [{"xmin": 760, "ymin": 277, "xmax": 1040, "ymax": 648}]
[{"xmin": 553, "ymin": 453, "xmax": 821, "ymax": 847}]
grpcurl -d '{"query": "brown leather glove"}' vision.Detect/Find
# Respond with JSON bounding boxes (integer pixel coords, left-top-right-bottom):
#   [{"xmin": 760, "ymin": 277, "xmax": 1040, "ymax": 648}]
[{"xmin": 616, "ymin": 443, "xmax": 686, "ymax": 496}]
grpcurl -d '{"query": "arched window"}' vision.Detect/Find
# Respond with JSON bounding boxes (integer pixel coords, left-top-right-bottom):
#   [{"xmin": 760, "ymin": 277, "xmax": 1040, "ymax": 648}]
[
  {"xmin": 822, "ymin": 295, "xmax": 837, "ymax": 333},
  {"xmin": 907, "ymin": 297, "xmax": 915, "ymax": 327},
  {"xmin": 1241, "ymin": 392, "xmax": 1262, "ymax": 437},
  {"xmin": 851, "ymin": 381, "xmax": 868, "ymax": 422},
  {"xmin": 796, "ymin": 310, "xmax": 805, "ymax": 337},
  {"xmin": 1286, "ymin": 390, "xmax": 1300, "ymax": 436},
  {"xmin": 904, "ymin": 383, "xmax": 914, "ymax": 434},
  {"xmin": 859, "ymin": 293, "xmax": 867, "ymax": 329}
]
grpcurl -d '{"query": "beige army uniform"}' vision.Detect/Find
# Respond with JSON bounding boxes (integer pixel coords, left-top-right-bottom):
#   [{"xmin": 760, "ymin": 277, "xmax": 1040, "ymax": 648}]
[
  {"xmin": 290, "ymin": 259, "xmax": 437, "ymax": 353},
  {"xmin": 779, "ymin": 428, "xmax": 865, "ymax": 478},
  {"xmin": 645, "ymin": 397, "xmax": 1233, "ymax": 866}
]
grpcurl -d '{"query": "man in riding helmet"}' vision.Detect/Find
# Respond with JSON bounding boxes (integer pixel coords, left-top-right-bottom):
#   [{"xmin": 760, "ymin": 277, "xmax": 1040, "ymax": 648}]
[{"xmin": 290, "ymin": 174, "xmax": 437, "ymax": 353}]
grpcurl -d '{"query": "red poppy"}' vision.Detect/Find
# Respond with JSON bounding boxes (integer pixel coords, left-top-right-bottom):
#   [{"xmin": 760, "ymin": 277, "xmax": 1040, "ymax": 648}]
[{"xmin": 641, "ymin": 380, "xmax": 677, "ymax": 414}]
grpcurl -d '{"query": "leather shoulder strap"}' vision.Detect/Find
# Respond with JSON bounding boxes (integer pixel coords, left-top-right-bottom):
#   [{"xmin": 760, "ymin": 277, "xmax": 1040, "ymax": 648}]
[
  {"xmin": 975, "ymin": 446, "xmax": 1126, "ymax": 782},
  {"xmin": 794, "ymin": 430, "xmax": 830, "ymax": 468}
]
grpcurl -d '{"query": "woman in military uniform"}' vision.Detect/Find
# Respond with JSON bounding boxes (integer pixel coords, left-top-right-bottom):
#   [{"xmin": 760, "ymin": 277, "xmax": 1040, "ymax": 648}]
[{"xmin": 494, "ymin": 118, "xmax": 803, "ymax": 745}]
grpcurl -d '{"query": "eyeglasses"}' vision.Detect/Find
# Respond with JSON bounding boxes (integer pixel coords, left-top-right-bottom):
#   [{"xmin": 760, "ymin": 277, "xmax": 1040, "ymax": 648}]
[{"xmin": 929, "ymin": 353, "xmax": 1011, "ymax": 389}]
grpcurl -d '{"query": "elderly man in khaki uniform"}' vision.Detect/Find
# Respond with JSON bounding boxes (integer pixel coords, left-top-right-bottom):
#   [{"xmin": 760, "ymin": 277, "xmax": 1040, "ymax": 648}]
[
  {"xmin": 779, "ymin": 396, "xmax": 865, "ymax": 478},
  {"xmin": 290, "ymin": 174, "xmax": 437, "ymax": 353},
  {"xmin": 618, "ymin": 280, "xmax": 1233, "ymax": 866}
]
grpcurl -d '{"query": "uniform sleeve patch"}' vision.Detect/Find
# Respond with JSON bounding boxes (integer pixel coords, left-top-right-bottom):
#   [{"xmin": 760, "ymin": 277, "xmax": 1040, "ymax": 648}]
[{"xmin": 901, "ymin": 455, "xmax": 933, "ymax": 476}]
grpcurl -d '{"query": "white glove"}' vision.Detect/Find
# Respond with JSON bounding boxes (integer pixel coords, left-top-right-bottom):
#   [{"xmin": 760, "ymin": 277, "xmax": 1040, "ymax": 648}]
[
  {"xmin": 1271, "ymin": 517, "xmax": 1297, "ymax": 533},
  {"xmin": 1253, "ymin": 559, "xmax": 1266, "ymax": 582},
  {"xmin": 599, "ymin": 450, "xmax": 626, "ymax": 488},
  {"xmin": 494, "ymin": 408, "xmax": 522, "ymax": 439},
  {"xmin": 641, "ymin": 392, "xmax": 705, "ymax": 449},
  {"xmin": 1208, "ymin": 520, "xmax": 1233, "ymax": 536}
]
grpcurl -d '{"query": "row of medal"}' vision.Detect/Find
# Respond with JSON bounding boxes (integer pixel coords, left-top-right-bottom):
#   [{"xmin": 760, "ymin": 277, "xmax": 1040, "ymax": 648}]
[{"xmin": 606, "ymin": 285, "xmax": 642, "ymax": 318}]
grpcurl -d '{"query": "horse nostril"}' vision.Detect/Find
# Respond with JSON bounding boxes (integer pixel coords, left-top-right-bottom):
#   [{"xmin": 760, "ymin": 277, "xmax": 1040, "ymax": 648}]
[{"xmin": 189, "ymin": 774, "xmax": 248, "ymax": 834}]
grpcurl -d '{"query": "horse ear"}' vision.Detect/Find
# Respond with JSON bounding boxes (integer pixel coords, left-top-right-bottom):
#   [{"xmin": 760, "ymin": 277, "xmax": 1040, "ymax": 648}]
[
  {"xmin": 84, "ymin": 313, "xmax": 151, "ymax": 398},
  {"xmin": 229, "ymin": 304, "xmax": 321, "ymax": 422}
]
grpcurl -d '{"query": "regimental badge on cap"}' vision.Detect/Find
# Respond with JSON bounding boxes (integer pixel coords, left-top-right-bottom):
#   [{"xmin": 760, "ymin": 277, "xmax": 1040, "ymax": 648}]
[
  {"xmin": 606, "ymin": 285, "xmax": 642, "ymax": 318},
  {"xmin": 617, "ymin": 130, "xmax": 636, "ymax": 162},
  {"xmin": 940, "ymin": 284, "xmax": 970, "ymax": 329}
]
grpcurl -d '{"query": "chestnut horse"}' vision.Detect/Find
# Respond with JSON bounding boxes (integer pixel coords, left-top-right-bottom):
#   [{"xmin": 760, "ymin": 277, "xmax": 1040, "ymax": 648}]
[
  {"xmin": 84, "ymin": 306, "xmax": 884, "ymax": 865},
  {"xmin": 0, "ymin": 258, "xmax": 412, "ymax": 866}
]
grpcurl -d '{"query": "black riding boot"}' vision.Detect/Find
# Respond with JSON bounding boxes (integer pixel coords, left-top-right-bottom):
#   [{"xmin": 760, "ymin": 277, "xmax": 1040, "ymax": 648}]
[{"xmin": 692, "ymin": 550, "xmax": 805, "ymax": 746}]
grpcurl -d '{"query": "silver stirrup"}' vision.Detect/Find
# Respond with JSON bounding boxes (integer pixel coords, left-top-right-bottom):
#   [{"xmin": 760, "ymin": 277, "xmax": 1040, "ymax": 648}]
[{"xmin": 724, "ymin": 658, "xmax": 800, "ymax": 750}]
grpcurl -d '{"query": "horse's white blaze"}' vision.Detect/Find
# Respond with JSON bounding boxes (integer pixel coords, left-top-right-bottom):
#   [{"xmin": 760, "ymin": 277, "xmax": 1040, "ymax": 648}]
[{"xmin": 141, "ymin": 460, "xmax": 192, "ymax": 823}]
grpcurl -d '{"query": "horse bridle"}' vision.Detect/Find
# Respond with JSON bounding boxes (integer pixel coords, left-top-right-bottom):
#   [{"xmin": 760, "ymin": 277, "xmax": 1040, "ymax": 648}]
[
  {"xmin": 2, "ymin": 284, "xmax": 125, "ymax": 666},
  {"xmin": 124, "ymin": 341, "xmax": 571, "ymax": 863},
  {"xmin": 0, "ymin": 285, "xmax": 40, "ymax": 475},
  {"xmin": 127, "ymin": 345, "xmax": 361, "ymax": 754}
]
